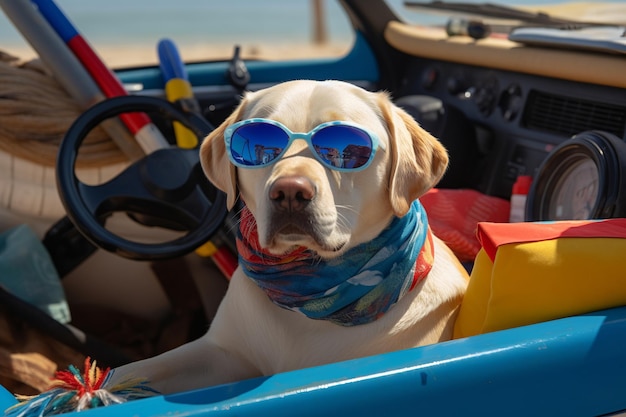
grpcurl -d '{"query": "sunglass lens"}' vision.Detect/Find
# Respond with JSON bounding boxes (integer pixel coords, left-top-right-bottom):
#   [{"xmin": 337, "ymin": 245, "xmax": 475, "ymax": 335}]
[
  {"xmin": 312, "ymin": 125, "xmax": 373, "ymax": 169},
  {"xmin": 229, "ymin": 123, "xmax": 288, "ymax": 166}
]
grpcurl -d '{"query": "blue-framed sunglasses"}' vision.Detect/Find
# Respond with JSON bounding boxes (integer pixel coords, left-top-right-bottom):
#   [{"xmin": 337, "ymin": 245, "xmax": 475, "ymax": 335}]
[{"xmin": 224, "ymin": 118, "xmax": 385, "ymax": 172}]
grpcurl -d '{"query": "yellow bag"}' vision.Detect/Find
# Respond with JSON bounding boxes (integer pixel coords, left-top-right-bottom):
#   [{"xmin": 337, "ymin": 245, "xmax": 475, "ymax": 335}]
[{"xmin": 453, "ymin": 219, "xmax": 626, "ymax": 339}]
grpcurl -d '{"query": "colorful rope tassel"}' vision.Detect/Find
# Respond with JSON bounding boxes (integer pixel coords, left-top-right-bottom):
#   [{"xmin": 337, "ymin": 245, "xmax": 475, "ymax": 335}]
[{"xmin": 4, "ymin": 357, "xmax": 158, "ymax": 417}]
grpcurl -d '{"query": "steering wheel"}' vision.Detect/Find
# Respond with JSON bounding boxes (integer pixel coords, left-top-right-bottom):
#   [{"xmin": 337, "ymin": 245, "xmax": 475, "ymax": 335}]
[{"xmin": 56, "ymin": 95, "xmax": 227, "ymax": 260}]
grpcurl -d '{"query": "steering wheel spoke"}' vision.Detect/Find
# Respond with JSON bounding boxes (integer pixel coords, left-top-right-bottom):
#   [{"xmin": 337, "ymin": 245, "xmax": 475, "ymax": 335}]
[{"xmin": 76, "ymin": 164, "xmax": 145, "ymax": 218}]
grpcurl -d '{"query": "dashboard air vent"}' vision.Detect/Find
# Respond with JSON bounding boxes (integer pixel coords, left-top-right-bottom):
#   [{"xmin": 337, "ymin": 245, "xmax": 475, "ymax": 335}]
[{"xmin": 522, "ymin": 90, "xmax": 626, "ymax": 138}]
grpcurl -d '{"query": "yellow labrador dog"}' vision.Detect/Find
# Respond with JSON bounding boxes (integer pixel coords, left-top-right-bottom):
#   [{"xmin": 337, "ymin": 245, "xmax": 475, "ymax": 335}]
[{"xmin": 112, "ymin": 80, "xmax": 468, "ymax": 394}]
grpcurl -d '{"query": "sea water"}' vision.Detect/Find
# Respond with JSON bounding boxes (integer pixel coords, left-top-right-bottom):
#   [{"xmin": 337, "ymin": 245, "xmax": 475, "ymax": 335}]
[
  {"xmin": 1, "ymin": 0, "xmax": 353, "ymax": 50},
  {"xmin": 1, "ymin": 0, "xmax": 610, "ymax": 53}
]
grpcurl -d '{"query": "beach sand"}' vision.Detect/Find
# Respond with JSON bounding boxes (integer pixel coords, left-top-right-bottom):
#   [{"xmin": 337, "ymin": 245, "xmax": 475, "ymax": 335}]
[{"xmin": 3, "ymin": 41, "xmax": 350, "ymax": 69}]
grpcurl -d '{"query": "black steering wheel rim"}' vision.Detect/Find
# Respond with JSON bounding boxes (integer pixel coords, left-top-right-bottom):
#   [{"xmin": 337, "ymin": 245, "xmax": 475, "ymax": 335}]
[{"xmin": 57, "ymin": 95, "xmax": 227, "ymax": 260}]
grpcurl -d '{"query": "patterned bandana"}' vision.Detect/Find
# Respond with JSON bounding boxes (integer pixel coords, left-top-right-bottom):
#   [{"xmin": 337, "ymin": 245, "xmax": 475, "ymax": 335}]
[{"xmin": 236, "ymin": 200, "xmax": 434, "ymax": 326}]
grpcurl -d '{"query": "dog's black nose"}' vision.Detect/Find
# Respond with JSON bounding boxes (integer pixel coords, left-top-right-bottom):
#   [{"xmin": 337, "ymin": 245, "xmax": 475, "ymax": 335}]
[{"xmin": 269, "ymin": 176, "xmax": 316, "ymax": 212}]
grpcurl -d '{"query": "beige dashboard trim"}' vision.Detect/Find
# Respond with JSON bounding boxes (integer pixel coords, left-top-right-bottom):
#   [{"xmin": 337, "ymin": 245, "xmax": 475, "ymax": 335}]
[{"xmin": 384, "ymin": 21, "xmax": 626, "ymax": 89}]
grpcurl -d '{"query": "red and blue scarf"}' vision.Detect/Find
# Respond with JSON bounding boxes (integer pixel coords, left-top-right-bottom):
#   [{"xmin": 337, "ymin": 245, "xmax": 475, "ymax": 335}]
[{"xmin": 237, "ymin": 200, "xmax": 434, "ymax": 326}]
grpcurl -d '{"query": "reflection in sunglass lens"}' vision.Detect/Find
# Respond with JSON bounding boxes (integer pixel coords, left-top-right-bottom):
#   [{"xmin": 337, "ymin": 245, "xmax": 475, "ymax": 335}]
[
  {"xmin": 312, "ymin": 125, "xmax": 373, "ymax": 169},
  {"xmin": 229, "ymin": 123, "xmax": 288, "ymax": 166}
]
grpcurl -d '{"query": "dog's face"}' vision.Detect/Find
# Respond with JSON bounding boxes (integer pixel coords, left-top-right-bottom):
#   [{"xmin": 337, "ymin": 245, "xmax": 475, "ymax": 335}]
[{"xmin": 200, "ymin": 80, "xmax": 448, "ymax": 258}]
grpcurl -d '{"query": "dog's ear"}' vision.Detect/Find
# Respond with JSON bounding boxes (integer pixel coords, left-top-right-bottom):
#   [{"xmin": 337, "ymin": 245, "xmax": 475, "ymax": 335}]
[
  {"xmin": 379, "ymin": 93, "xmax": 449, "ymax": 217},
  {"xmin": 199, "ymin": 98, "xmax": 248, "ymax": 210}
]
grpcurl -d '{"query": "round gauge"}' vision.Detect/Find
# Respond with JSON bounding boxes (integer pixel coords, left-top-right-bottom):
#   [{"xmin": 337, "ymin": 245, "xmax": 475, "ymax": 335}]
[
  {"xmin": 547, "ymin": 157, "xmax": 599, "ymax": 220},
  {"xmin": 526, "ymin": 131, "xmax": 626, "ymax": 221}
]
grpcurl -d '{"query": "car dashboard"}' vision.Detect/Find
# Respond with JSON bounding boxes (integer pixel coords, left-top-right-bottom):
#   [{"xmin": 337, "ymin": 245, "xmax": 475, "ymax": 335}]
[{"xmin": 386, "ymin": 22, "xmax": 626, "ymax": 209}]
